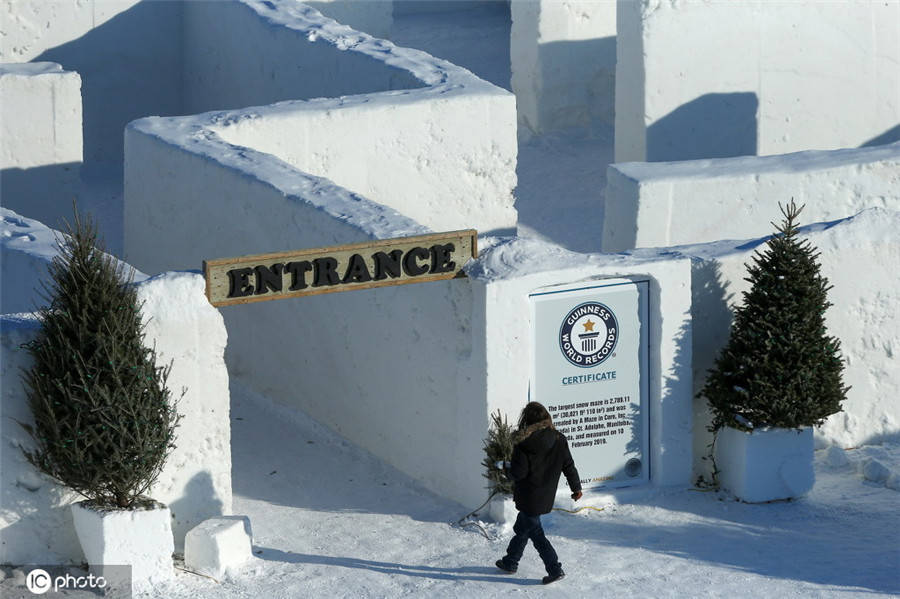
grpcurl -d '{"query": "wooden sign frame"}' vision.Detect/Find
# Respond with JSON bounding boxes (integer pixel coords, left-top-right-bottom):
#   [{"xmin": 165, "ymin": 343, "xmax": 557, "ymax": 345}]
[{"xmin": 204, "ymin": 230, "xmax": 477, "ymax": 307}]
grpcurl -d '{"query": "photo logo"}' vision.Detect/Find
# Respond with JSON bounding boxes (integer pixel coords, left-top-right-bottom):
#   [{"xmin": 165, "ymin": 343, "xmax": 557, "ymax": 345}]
[
  {"xmin": 22, "ymin": 567, "xmax": 112, "ymax": 595},
  {"xmin": 559, "ymin": 302, "xmax": 619, "ymax": 368},
  {"xmin": 25, "ymin": 568, "xmax": 51, "ymax": 594}
]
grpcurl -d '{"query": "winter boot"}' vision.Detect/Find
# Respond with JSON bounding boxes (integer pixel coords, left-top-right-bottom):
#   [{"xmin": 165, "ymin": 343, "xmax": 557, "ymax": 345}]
[
  {"xmin": 495, "ymin": 559, "xmax": 517, "ymax": 574},
  {"xmin": 542, "ymin": 570, "xmax": 565, "ymax": 585}
]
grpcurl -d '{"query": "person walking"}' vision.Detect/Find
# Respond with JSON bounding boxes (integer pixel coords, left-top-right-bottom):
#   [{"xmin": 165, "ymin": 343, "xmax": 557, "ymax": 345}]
[{"xmin": 496, "ymin": 401, "xmax": 582, "ymax": 584}]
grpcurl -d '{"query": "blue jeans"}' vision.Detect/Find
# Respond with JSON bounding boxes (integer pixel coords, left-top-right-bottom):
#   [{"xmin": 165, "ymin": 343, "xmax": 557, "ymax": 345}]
[{"xmin": 501, "ymin": 511, "xmax": 562, "ymax": 575}]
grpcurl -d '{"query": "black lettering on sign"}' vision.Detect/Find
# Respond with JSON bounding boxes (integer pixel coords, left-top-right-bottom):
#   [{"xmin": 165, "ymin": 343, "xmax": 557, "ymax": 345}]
[
  {"xmin": 254, "ymin": 263, "xmax": 284, "ymax": 295},
  {"xmin": 342, "ymin": 253, "xmax": 373, "ymax": 284},
  {"xmin": 227, "ymin": 267, "xmax": 255, "ymax": 298},
  {"xmin": 429, "ymin": 243, "xmax": 456, "ymax": 274},
  {"xmin": 204, "ymin": 230, "xmax": 477, "ymax": 307},
  {"xmin": 313, "ymin": 257, "xmax": 340, "ymax": 287},
  {"xmin": 372, "ymin": 250, "xmax": 403, "ymax": 280},
  {"xmin": 402, "ymin": 246, "xmax": 430, "ymax": 276},
  {"xmin": 285, "ymin": 261, "xmax": 312, "ymax": 290}
]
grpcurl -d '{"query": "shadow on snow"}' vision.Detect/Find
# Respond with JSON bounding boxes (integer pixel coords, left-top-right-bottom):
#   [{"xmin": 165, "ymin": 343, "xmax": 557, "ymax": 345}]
[{"xmin": 255, "ymin": 547, "xmax": 539, "ymax": 586}]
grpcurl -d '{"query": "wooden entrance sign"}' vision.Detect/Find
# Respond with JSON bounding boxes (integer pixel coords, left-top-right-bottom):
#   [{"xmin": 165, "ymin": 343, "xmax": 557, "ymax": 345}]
[{"xmin": 203, "ymin": 230, "xmax": 477, "ymax": 307}]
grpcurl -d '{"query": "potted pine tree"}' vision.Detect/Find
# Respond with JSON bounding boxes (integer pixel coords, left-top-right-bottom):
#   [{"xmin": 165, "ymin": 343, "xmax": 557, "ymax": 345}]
[
  {"xmin": 699, "ymin": 201, "xmax": 848, "ymax": 502},
  {"xmin": 481, "ymin": 410, "xmax": 517, "ymax": 526},
  {"xmin": 19, "ymin": 211, "xmax": 180, "ymax": 590}
]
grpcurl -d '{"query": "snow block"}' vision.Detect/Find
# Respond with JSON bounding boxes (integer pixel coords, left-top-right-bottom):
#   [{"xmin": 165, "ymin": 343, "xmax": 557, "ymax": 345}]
[
  {"xmin": 0, "ymin": 62, "xmax": 81, "ymax": 170},
  {"xmin": 614, "ymin": 0, "xmax": 900, "ymax": 162},
  {"xmin": 603, "ymin": 142, "xmax": 900, "ymax": 252},
  {"xmin": 715, "ymin": 426, "xmax": 814, "ymax": 503},
  {"xmin": 511, "ymin": 0, "xmax": 616, "ymax": 139},
  {"xmin": 886, "ymin": 474, "xmax": 900, "ymax": 492},
  {"xmin": 184, "ymin": 517, "xmax": 253, "ymax": 580},
  {"xmin": 0, "ymin": 63, "xmax": 82, "ymax": 226},
  {"xmin": 822, "ymin": 446, "xmax": 850, "ymax": 470},
  {"xmin": 71, "ymin": 501, "xmax": 174, "ymax": 593},
  {"xmin": 860, "ymin": 459, "xmax": 891, "ymax": 484}
]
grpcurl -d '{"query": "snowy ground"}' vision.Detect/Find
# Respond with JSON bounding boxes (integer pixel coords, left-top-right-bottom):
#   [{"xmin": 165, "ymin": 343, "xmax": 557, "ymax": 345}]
[
  {"xmin": 2, "ymin": 377, "xmax": 898, "ymax": 598},
  {"xmin": 132, "ymin": 379, "xmax": 897, "ymax": 599}
]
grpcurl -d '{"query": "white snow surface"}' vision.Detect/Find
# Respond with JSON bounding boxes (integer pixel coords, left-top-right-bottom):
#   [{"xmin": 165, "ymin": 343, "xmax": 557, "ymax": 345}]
[{"xmin": 130, "ymin": 379, "xmax": 898, "ymax": 599}]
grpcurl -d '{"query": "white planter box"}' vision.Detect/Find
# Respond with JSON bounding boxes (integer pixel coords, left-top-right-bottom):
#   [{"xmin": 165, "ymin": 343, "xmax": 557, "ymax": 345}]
[
  {"xmin": 487, "ymin": 495, "xmax": 517, "ymax": 533},
  {"xmin": 715, "ymin": 426, "xmax": 814, "ymax": 503},
  {"xmin": 71, "ymin": 500, "xmax": 175, "ymax": 593}
]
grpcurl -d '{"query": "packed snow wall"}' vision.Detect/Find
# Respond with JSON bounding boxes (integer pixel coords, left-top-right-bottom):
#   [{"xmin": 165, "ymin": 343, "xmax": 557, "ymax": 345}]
[
  {"xmin": 615, "ymin": 0, "xmax": 900, "ymax": 163},
  {"xmin": 603, "ymin": 142, "xmax": 900, "ymax": 252},
  {"xmin": 177, "ymin": 0, "xmax": 517, "ymax": 234},
  {"xmin": 207, "ymin": 97, "xmax": 516, "ymax": 234},
  {"xmin": 470, "ymin": 240, "xmax": 694, "ymax": 493},
  {"xmin": 0, "ymin": 0, "xmax": 396, "ymax": 172},
  {"xmin": 0, "ymin": 63, "xmax": 82, "ymax": 227},
  {"xmin": 0, "ymin": 0, "xmax": 184, "ymax": 168},
  {"xmin": 1, "ymin": 210, "xmax": 232, "ymax": 564},
  {"xmin": 124, "ymin": 1, "xmax": 520, "ymax": 508},
  {"xmin": 124, "ymin": 135, "xmax": 696, "ymax": 508},
  {"xmin": 683, "ymin": 209, "xmax": 900, "ymax": 478},
  {"xmin": 511, "ymin": 0, "xmax": 616, "ymax": 140},
  {"xmin": 123, "ymin": 112, "xmax": 495, "ymax": 506}
]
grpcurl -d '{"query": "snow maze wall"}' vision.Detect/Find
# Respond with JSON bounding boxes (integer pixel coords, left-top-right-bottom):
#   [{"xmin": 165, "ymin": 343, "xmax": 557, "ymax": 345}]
[
  {"xmin": 614, "ymin": 0, "xmax": 900, "ymax": 162},
  {"xmin": 2, "ymin": 0, "xmax": 899, "ymax": 555}
]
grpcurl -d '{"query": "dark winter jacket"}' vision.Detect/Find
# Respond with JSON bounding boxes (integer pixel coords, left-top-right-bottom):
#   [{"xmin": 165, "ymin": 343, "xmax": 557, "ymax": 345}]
[{"xmin": 508, "ymin": 420, "xmax": 581, "ymax": 515}]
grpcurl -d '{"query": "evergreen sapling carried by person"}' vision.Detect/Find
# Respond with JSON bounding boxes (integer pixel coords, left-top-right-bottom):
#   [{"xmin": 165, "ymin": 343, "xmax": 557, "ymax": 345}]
[{"xmin": 495, "ymin": 402, "xmax": 582, "ymax": 585}]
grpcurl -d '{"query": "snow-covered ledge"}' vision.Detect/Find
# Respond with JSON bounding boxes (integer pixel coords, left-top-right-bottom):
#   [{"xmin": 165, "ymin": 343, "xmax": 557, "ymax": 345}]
[
  {"xmin": 1, "ymin": 212, "xmax": 231, "ymax": 564},
  {"xmin": 603, "ymin": 142, "xmax": 900, "ymax": 252}
]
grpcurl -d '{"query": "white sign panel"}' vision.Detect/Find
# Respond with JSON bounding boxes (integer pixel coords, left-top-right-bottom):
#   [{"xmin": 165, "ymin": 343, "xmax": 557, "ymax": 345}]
[{"xmin": 530, "ymin": 279, "xmax": 649, "ymax": 490}]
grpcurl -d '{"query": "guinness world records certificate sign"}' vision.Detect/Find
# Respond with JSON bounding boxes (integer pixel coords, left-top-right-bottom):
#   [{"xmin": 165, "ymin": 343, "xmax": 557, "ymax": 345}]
[{"xmin": 530, "ymin": 279, "xmax": 649, "ymax": 489}]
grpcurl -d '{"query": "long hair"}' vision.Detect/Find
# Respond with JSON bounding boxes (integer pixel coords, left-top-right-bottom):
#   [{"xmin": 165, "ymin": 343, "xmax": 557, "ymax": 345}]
[{"xmin": 518, "ymin": 401, "xmax": 552, "ymax": 431}]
